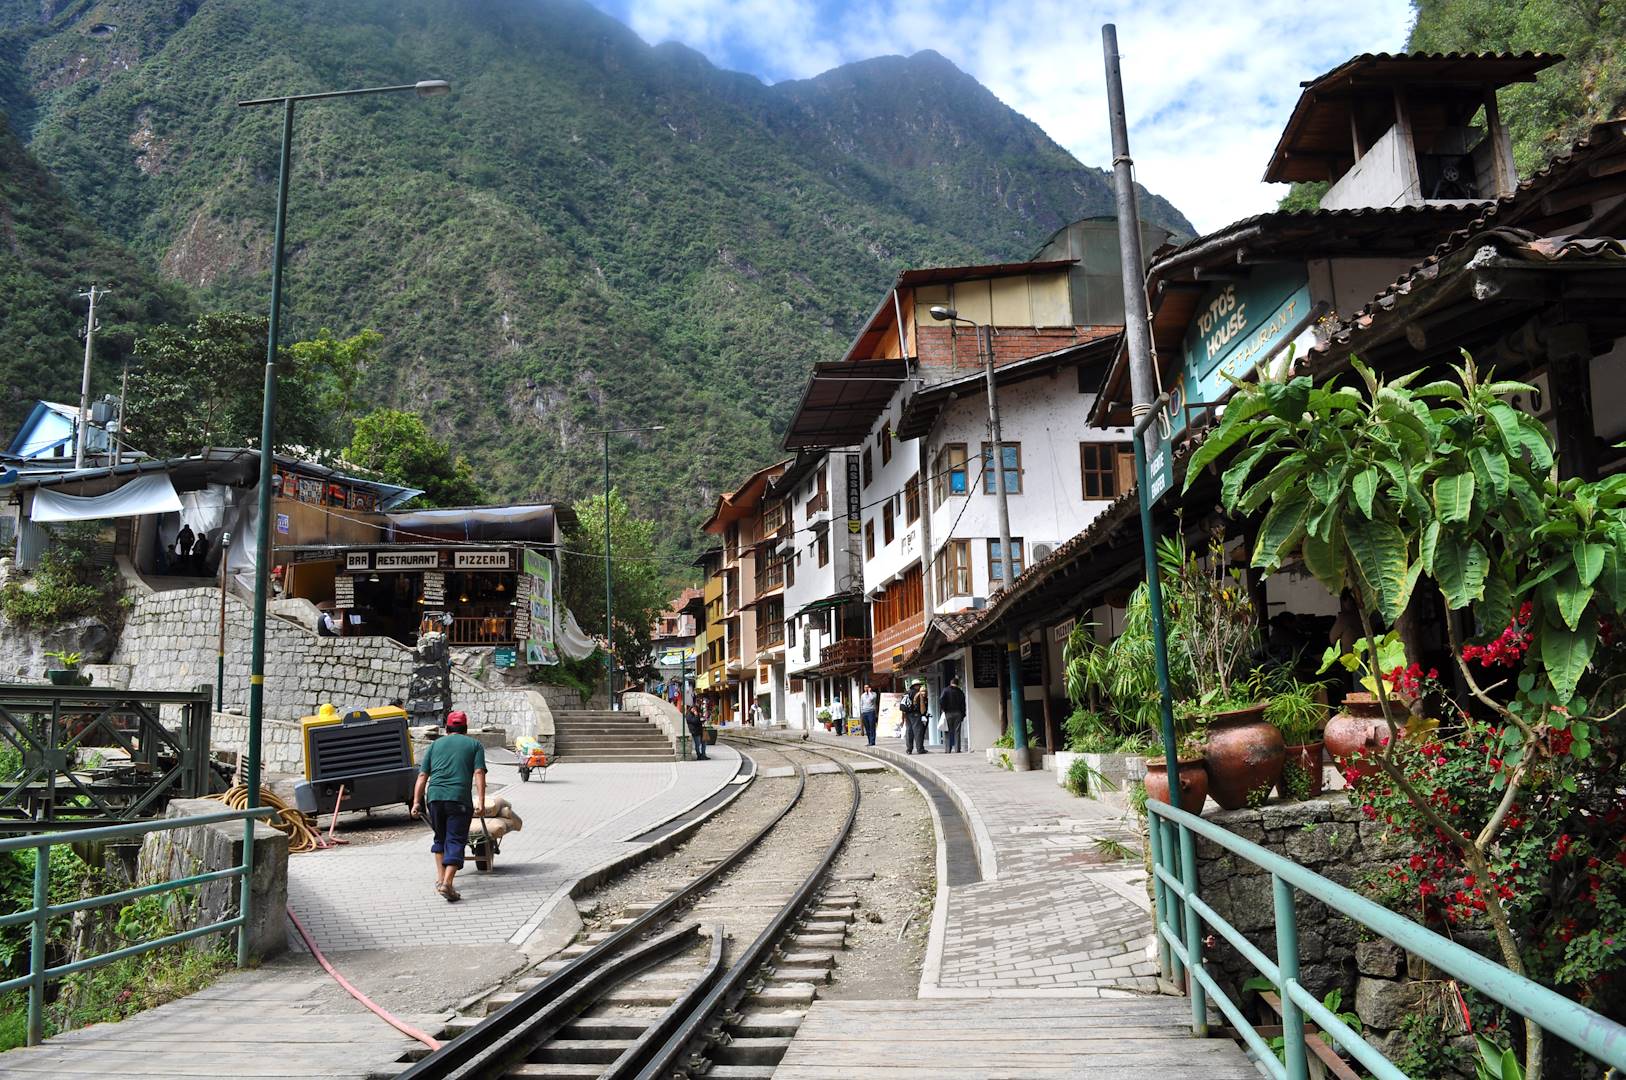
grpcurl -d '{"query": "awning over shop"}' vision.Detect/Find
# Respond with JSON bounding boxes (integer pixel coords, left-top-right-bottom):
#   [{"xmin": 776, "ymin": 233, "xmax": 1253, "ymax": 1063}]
[{"xmin": 30, "ymin": 473, "xmax": 182, "ymax": 522}]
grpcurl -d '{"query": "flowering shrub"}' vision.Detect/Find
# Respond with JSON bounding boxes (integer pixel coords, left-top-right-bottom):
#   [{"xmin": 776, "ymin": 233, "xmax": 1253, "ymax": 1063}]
[{"xmin": 1201, "ymin": 355, "xmax": 1626, "ymax": 1078}]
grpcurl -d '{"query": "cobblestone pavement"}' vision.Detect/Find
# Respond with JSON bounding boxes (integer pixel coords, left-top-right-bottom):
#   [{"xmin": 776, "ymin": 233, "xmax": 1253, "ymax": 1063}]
[
  {"xmin": 806, "ymin": 731, "xmax": 1160, "ymax": 997},
  {"xmin": 287, "ymin": 746, "xmax": 743, "ymax": 952}
]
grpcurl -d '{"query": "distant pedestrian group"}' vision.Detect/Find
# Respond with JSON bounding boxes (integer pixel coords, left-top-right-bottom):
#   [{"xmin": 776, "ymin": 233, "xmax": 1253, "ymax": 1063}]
[{"xmin": 161, "ymin": 523, "xmax": 213, "ymax": 576}]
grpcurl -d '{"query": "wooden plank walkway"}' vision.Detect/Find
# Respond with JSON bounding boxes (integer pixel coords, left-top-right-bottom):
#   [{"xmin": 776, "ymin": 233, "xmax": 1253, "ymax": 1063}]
[
  {"xmin": 772, "ymin": 998, "xmax": 1260, "ymax": 1079},
  {"xmin": 0, "ymin": 967, "xmax": 446, "ymax": 1078}
]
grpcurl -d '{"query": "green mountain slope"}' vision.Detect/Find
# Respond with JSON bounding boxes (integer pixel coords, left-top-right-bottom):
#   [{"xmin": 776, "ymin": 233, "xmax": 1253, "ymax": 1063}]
[
  {"xmin": 1409, "ymin": 0, "xmax": 1626, "ymax": 173},
  {"xmin": 0, "ymin": 116, "xmax": 190, "ymax": 436},
  {"xmin": 2, "ymin": 0, "xmax": 1189, "ymax": 547}
]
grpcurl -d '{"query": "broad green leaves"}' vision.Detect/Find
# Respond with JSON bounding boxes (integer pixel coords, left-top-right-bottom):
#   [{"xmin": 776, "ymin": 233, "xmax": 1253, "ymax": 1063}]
[{"xmin": 1205, "ymin": 352, "xmax": 1624, "ymax": 703}]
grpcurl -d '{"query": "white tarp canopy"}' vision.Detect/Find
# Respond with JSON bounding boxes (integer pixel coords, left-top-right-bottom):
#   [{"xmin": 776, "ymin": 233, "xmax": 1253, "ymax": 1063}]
[{"xmin": 30, "ymin": 473, "xmax": 183, "ymax": 523}]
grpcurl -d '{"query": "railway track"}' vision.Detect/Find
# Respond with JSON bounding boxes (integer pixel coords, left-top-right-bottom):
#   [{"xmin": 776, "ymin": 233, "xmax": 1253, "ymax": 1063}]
[{"xmin": 396, "ymin": 738, "xmax": 862, "ymax": 1080}]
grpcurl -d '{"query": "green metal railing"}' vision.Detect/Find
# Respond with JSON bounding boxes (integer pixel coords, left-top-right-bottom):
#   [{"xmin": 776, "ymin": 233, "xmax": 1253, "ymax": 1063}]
[
  {"xmin": 0, "ymin": 806, "xmax": 273, "ymax": 1046},
  {"xmin": 1146, "ymin": 797, "xmax": 1626, "ymax": 1078}
]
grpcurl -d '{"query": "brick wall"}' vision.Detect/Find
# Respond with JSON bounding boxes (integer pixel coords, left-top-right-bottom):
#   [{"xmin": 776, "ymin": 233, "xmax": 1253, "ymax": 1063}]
[{"xmin": 914, "ymin": 324, "xmax": 1116, "ymax": 375}]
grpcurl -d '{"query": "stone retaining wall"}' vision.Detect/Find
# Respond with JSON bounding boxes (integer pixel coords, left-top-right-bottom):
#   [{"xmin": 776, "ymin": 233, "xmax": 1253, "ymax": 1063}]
[
  {"xmin": 116, "ymin": 587, "xmax": 554, "ymax": 758},
  {"xmin": 1192, "ymin": 793, "xmax": 1480, "ymax": 1070}
]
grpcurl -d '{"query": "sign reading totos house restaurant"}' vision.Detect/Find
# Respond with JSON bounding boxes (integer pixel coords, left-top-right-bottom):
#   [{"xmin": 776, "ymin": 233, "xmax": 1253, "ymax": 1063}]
[{"xmin": 1171, "ymin": 265, "xmax": 1314, "ymax": 438}]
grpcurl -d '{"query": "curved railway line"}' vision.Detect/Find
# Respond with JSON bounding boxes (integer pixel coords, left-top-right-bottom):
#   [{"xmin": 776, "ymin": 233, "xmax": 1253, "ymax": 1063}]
[{"xmin": 397, "ymin": 737, "xmax": 864, "ymax": 1080}]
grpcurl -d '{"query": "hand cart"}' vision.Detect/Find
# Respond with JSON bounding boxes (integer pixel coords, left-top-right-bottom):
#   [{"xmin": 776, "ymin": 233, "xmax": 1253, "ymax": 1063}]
[{"xmin": 515, "ymin": 734, "xmax": 551, "ymax": 782}]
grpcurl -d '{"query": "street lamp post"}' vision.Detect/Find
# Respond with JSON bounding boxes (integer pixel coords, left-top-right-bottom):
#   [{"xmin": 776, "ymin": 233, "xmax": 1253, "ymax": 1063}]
[
  {"xmin": 235, "ymin": 78, "xmax": 448, "ymax": 966},
  {"xmin": 586, "ymin": 425, "xmax": 665, "ymax": 709},
  {"xmin": 927, "ymin": 305, "xmax": 1030, "ymax": 767}
]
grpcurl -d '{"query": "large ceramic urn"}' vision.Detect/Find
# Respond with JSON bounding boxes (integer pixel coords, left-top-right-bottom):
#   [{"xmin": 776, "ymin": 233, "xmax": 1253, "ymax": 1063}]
[
  {"xmin": 1323, "ymin": 692, "xmax": 1388, "ymax": 779},
  {"xmin": 1202, "ymin": 704, "xmax": 1286, "ymax": 810},
  {"xmin": 1143, "ymin": 757, "xmax": 1209, "ymax": 812}
]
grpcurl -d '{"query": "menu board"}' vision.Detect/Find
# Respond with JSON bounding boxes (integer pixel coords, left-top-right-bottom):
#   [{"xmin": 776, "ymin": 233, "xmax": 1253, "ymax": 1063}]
[
  {"xmin": 333, "ymin": 575, "xmax": 355, "ymax": 608},
  {"xmin": 971, "ymin": 643, "xmax": 1002, "ymax": 689},
  {"xmin": 422, "ymin": 571, "xmax": 445, "ymax": 604}
]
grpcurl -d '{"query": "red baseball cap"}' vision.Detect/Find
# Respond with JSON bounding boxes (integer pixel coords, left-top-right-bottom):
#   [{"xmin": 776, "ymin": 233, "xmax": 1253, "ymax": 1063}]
[{"xmin": 446, "ymin": 710, "xmax": 469, "ymax": 731}]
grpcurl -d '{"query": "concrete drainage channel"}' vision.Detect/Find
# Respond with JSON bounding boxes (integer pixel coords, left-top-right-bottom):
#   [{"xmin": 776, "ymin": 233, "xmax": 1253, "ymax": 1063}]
[{"xmin": 389, "ymin": 741, "xmax": 861, "ymax": 1079}]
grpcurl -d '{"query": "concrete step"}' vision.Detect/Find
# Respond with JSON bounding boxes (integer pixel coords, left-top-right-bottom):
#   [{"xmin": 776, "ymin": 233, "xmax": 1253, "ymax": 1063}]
[
  {"xmin": 730, "ymin": 1011, "xmax": 807, "ymax": 1039},
  {"xmin": 531, "ymin": 1038, "xmax": 635, "ymax": 1065},
  {"xmin": 745, "ymin": 983, "xmax": 817, "ymax": 1008},
  {"xmin": 771, "ymin": 966, "xmax": 831, "ymax": 984},
  {"xmin": 554, "ymin": 736, "xmax": 673, "ymax": 748},
  {"xmin": 554, "ymin": 752, "xmax": 678, "ymax": 762},
  {"xmin": 710, "ymin": 1037, "xmax": 793, "ymax": 1066}
]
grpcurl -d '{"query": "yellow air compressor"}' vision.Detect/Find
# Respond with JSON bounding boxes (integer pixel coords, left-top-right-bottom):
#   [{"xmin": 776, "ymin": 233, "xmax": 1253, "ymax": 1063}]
[{"xmin": 292, "ymin": 703, "xmax": 417, "ymax": 815}]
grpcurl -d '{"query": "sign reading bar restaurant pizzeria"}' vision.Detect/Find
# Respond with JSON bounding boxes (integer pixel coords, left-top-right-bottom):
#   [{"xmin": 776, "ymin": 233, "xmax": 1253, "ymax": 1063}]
[
  {"xmin": 454, "ymin": 549, "xmax": 511, "ymax": 570},
  {"xmin": 374, "ymin": 550, "xmax": 440, "ymax": 571}
]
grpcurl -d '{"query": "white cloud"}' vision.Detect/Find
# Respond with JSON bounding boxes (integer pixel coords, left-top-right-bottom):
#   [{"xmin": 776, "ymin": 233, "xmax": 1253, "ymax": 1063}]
[{"xmin": 604, "ymin": 0, "xmax": 1415, "ymax": 232}]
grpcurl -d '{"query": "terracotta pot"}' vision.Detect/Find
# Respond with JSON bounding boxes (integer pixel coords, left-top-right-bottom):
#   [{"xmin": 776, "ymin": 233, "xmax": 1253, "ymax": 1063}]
[
  {"xmin": 1324, "ymin": 692, "xmax": 1386, "ymax": 779},
  {"xmin": 1202, "ymin": 704, "xmax": 1285, "ymax": 810},
  {"xmin": 1277, "ymin": 741, "xmax": 1325, "ymax": 799},
  {"xmin": 1143, "ymin": 757, "xmax": 1209, "ymax": 812}
]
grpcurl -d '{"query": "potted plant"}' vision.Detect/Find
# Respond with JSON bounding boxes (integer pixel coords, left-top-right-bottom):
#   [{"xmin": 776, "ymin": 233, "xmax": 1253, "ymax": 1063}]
[
  {"xmin": 816, "ymin": 707, "xmax": 833, "ymax": 732},
  {"xmin": 1142, "ymin": 726, "xmax": 1210, "ymax": 811},
  {"xmin": 44, "ymin": 650, "xmax": 90, "ymax": 687},
  {"xmin": 1254, "ymin": 670, "xmax": 1330, "ymax": 799},
  {"xmin": 1160, "ymin": 533, "xmax": 1282, "ymax": 810}
]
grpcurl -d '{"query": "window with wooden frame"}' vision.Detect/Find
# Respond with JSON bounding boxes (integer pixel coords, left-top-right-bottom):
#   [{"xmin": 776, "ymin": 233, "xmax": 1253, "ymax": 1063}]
[
  {"xmin": 987, "ymin": 537, "xmax": 1026, "ymax": 582},
  {"xmin": 862, "ymin": 447, "xmax": 874, "ymax": 488},
  {"xmin": 980, "ymin": 442, "xmax": 1023, "ymax": 494},
  {"xmin": 816, "ymin": 532, "xmax": 829, "ymax": 567},
  {"xmin": 880, "ymin": 421, "xmax": 892, "ymax": 465},
  {"xmin": 883, "ymin": 499, "xmax": 896, "ymax": 546},
  {"xmin": 864, "ymin": 520, "xmax": 875, "ymax": 560},
  {"xmin": 933, "ymin": 540, "xmax": 972, "ymax": 604},
  {"xmin": 904, "ymin": 473, "xmax": 921, "ymax": 524},
  {"xmin": 873, "ymin": 564, "xmax": 924, "ymax": 632},
  {"xmin": 932, "ymin": 443, "xmax": 968, "ymax": 505},
  {"xmin": 1081, "ymin": 442, "xmax": 1131, "ymax": 500}
]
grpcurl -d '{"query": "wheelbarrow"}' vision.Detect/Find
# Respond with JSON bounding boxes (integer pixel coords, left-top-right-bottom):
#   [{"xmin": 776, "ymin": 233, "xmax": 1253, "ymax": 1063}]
[
  {"xmin": 470, "ymin": 816, "xmax": 500, "ymax": 873},
  {"xmin": 514, "ymin": 734, "xmax": 551, "ymax": 783}
]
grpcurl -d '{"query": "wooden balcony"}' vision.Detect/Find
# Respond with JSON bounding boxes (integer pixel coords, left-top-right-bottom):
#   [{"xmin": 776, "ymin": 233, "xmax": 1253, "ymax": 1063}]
[
  {"xmin": 754, "ymin": 560, "xmax": 786, "ymax": 596},
  {"xmin": 818, "ymin": 636, "xmax": 872, "ymax": 675}
]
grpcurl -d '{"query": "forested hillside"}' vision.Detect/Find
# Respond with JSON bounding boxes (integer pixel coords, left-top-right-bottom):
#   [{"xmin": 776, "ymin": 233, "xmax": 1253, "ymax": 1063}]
[
  {"xmin": 0, "ymin": 0, "xmax": 1189, "ymax": 551},
  {"xmin": 0, "ymin": 118, "xmax": 190, "ymax": 435},
  {"xmin": 1409, "ymin": 0, "xmax": 1626, "ymax": 172}
]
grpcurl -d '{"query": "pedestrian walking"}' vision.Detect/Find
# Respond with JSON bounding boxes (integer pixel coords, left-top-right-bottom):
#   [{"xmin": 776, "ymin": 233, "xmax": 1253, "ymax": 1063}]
[
  {"xmin": 858, "ymin": 683, "xmax": 880, "ymax": 746},
  {"xmin": 901, "ymin": 680, "xmax": 929, "ymax": 753},
  {"xmin": 685, "ymin": 702, "xmax": 709, "ymax": 760},
  {"xmin": 175, "ymin": 524, "xmax": 195, "ymax": 564},
  {"xmin": 830, "ymin": 695, "xmax": 846, "ymax": 736},
  {"xmin": 410, "ymin": 710, "xmax": 486, "ymax": 903},
  {"xmin": 939, "ymin": 677, "xmax": 967, "ymax": 753},
  {"xmin": 750, "ymin": 701, "xmax": 765, "ymax": 727}
]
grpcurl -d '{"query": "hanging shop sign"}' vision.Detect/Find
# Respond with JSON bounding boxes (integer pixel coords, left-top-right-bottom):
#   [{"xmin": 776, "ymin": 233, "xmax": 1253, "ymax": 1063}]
[
  {"xmin": 1172, "ymin": 265, "xmax": 1313, "ymax": 438},
  {"xmin": 345, "ymin": 552, "xmax": 370, "ymax": 572},
  {"xmin": 454, "ymin": 549, "xmax": 511, "ymax": 570},
  {"xmin": 493, "ymin": 646, "xmax": 517, "ymax": 669},
  {"xmin": 375, "ymin": 550, "xmax": 440, "ymax": 571},
  {"xmin": 523, "ymin": 548, "xmax": 558, "ymax": 666}
]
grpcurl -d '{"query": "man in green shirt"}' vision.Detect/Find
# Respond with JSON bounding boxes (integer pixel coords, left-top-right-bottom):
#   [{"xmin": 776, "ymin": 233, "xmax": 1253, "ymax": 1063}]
[{"xmin": 411, "ymin": 710, "xmax": 487, "ymax": 902}]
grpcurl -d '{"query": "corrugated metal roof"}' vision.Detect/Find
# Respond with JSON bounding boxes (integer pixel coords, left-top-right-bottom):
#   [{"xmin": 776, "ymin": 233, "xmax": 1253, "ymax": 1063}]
[{"xmin": 1266, "ymin": 52, "xmax": 1560, "ymax": 184}]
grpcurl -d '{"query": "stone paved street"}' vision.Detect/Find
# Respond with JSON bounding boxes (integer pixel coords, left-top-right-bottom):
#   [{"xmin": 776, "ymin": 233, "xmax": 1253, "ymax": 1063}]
[
  {"xmin": 803, "ymin": 730, "xmax": 1160, "ymax": 997},
  {"xmin": 288, "ymin": 746, "xmax": 744, "ymax": 952}
]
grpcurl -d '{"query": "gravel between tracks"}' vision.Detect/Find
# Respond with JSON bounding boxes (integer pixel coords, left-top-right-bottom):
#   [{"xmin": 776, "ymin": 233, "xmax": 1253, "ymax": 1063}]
[{"xmin": 573, "ymin": 739, "xmax": 934, "ymax": 999}]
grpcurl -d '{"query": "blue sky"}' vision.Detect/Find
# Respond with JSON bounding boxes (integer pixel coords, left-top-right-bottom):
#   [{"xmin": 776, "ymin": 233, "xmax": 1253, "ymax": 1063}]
[{"xmin": 586, "ymin": 0, "xmax": 1415, "ymax": 233}]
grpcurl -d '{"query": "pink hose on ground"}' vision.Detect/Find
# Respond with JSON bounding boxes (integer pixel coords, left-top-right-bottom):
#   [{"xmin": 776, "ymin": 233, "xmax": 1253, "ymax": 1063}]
[{"xmin": 285, "ymin": 905, "xmax": 444, "ymax": 1051}]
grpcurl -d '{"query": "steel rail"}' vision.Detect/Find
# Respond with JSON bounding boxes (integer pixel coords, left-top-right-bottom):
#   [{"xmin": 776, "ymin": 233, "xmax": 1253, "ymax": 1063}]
[
  {"xmin": 602, "ymin": 924, "xmax": 727, "ymax": 1079},
  {"xmin": 400, "ymin": 745, "xmax": 805, "ymax": 1079},
  {"xmin": 633, "ymin": 736, "xmax": 862, "ymax": 1080}
]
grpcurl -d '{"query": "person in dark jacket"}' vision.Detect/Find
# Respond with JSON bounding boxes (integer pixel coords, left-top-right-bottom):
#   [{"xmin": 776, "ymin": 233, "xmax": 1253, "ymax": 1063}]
[
  {"xmin": 684, "ymin": 702, "xmax": 708, "ymax": 760},
  {"xmin": 939, "ymin": 677, "xmax": 968, "ymax": 752},
  {"xmin": 902, "ymin": 680, "xmax": 930, "ymax": 754}
]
